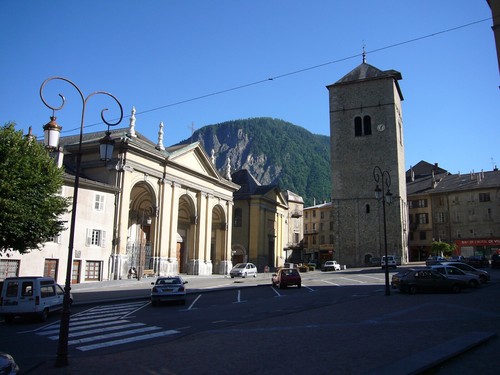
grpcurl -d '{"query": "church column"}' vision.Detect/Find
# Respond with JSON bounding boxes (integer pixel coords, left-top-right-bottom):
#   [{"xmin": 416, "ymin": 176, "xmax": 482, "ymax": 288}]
[
  {"xmin": 113, "ymin": 166, "xmax": 133, "ymax": 279},
  {"xmin": 189, "ymin": 192, "xmax": 210, "ymax": 275},
  {"xmin": 165, "ymin": 182, "xmax": 181, "ymax": 275},
  {"xmin": 221, "ymin": 200, "xmax": 234, "ymax": 275}
]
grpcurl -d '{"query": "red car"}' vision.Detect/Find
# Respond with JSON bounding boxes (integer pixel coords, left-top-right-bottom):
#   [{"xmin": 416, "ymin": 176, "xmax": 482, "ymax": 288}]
[{"xmin": 271, "ymin": 268, "xmax": 301, "ymax": 289}]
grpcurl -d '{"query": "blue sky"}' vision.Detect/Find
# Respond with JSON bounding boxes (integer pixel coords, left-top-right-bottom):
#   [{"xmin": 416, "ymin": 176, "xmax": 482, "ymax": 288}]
[{"xmin": 1, "ymin": 1, "xmax": 498, "ymax": 174}]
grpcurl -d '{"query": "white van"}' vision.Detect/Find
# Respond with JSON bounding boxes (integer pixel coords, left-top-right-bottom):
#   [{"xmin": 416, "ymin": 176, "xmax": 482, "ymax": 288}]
[
  {"xmin": 0, "ymin": 277, "xmax": 69, "ymax": 323},
  {"xmin": 381, "ymin": 255, "xmax": 397, "ymax": 269}
]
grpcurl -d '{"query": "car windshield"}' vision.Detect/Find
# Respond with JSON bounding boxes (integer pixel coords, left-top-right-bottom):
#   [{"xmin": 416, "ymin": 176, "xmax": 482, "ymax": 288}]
[
  {"xmin": 157, "ymin": 278, "xmax": 181, "ymax": 285},
  {"xmin": 235, "ymin": 264, "xmax": 246, "ymax": 269}
]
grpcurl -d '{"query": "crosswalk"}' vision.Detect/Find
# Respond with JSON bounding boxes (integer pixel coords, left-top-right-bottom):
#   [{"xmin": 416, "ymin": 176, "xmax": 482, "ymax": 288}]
[{"xmin": 35, "ymin": 301, "xmax": 180, "ymax": 352}]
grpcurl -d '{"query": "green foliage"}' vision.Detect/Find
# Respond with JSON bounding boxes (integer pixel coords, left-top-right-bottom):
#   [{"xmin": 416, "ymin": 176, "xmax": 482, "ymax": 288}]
[
  {"xmin": 0, "ymin": 123, "xmax": 69, "ymax": 255},
  {"xmin": 430, "ymin": 241, "xmax": 456, "ymax": 257},
  {"xmin": 179, "ymin": 117, "xmax": 331, "ymax": 206}
]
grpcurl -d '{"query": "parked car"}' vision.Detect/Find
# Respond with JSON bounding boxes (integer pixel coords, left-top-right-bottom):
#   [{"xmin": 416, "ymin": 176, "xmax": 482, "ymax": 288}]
[
  {"xmin": 381, "ymin": 255, "xmax": 397, "ymax": 269},
  {"xmin": 391, "ymin": 268, "xmax": 426, "ymax": 289},
  {"xmin": 430, "ymin": 265, "xmax": 481, "ymax": 288},
  {"xmin": 321, "ymin": 260, "xmax": 341, "ymax": 271},
  {"xmin": 491, "ymin": 254, "xmax": 500, "ymax": 269},
  {"xmin": 448, "ymin": 255, "xmax": 465, "ymax": 262},
  {"xmin": 0, "ymin": 276, "xmax": 72, "ymax": 323},
  {"xmin": 230, "ymin": 263, "xmax": 257, "ymax": 278},
  {"xmin": 440, "ymin": 262, "xmax": 490, "ymax": 284},
  {"xmin": 151, "ymin": 276, "xmax": 188, "ymax": 306},
  {"xmin": 306, "ymin": 262, "xmax": 317, "ymax": 271},
  {"xmin": 425, "ymin": 256, "xmax": 446, "ymax": 266},
  {"xmin": 271, "ymin": 268, "xmax": 301, "ymax": 289},
  {"xmin": 397, "ymin": 268, "xmax": 467, "ymax": 294},
  {"xmin": 465, "ymin": 256, "xmax": 489, "ymax": 268}
]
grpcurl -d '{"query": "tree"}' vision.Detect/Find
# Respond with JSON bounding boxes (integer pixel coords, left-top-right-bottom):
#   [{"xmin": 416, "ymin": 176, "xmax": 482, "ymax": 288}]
[
  {"xmin": 0, "ymin": 123, "xmax": 69, "ymax": 255},
  {"xmin": 430, "ymin": 241, "xmax": 456, "ymax": 257}
]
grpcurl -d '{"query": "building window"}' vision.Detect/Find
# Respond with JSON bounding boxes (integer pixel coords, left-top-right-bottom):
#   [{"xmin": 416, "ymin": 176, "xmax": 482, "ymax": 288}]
[
  {"xmin": 408, "ymin": 201, "xmax": 414, "ymax": 209},
  {"xmin": 44, "ymin": 259, "xmax": 58, "ymax": 280},
  {"xmin": 329, "ymin": 234, "xmax": 334, "ymax": 244},
  {"xmin": 86, "ymin": 229, "xmax": 106, "ymax": 247},
  {"xmin": 320, "ymin": 211, "xmax": 325, "ymax": 219},
  {"xmin": 0, "ymin": 259, "xmax": 20, "ymax": 278},
  {"xmin": 312, "ymin": 210, "xmax": 316, "ymax": 218},
  {"xmin": 354, "ymin": 115, "xmax": 372, "ymax": 137},
  {"xmin": 94, "ymin": 194, "xmax": 105, "ymax": 211},
  {"xmin": 305, "ymin": 212, "xmax": 308, "ymax": 219},
  {"xmin": 366, "ymin": 204, "xmax": 370, "ymax": 213},
  {"xmin": 312, "ymin": 236, "xmax": 317, "ymax": 245},
  {"xmin": 320, "ymin": 223, "xmax": 324, "ymax": 231},
  {"xmin": 233, "ymin": 208, "xmax": 242, "ymax": 227},
  {"xmin": 312, "ymin": 223, "xmax": 316, "ymax": 231},
  {"xmin": 305, "ymin": 224, "xmax": 308, "ymax": 232},
  {"xmin": 329, "ymin": 221, "xmax": 334, "ymax": 231},
  {"xmin": 320, "ymin": 235, "xmax": 325, "ymax": 245},
  {"xmin": 418, "ymin": 199, "xmax": 427, "ymax": 208},
  {"xmin": 419, "ymin": 231, "xmax": 426, "ymax": 240},
  {"xmin": 293, "ymin": 233, "xmax": 300, "ymax": 244},
  {"xmin": 48, "ymin": 235, "xmax": 61, "ymax": 244},
  {"xmin": 436, "ymin": 212, "xmax": 445, "ymax": 223},
  {"xmin": 417, "ymin": 213, "xmax": 428, "ymax": 224},
  {"xmin": 85, "ymin": 261, "xmax": 101, "ymax": 281},
  {"xmin": 479, "ymin": 193, "xmax": 491, "ymax": 202}
]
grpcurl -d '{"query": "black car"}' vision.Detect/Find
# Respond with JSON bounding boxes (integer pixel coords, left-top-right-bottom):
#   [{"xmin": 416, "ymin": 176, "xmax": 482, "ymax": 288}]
[
  {"xmin": 465, "ymin": 256, "xmax": 489, "ymax": 268},
  {"xmin": 397, "ymin": 268, "xmax": 467, "ymax": 294},
  {"xmin": 491, "ymin": 254, "xmax": 500, "ymax": 269}
]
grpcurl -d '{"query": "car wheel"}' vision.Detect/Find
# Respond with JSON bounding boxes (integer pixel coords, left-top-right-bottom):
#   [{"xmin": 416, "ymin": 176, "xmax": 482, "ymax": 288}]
[
  {"xmin": 230, "ymin": 275, "xmax": 234, "ymax": 278},
  {"xmin": 469, "ymin": 279, "xmax": 479, "ymax": 288},
  {"xmin": 243, "ymin": 272, "xmax": 247, "ymax": 278},
  {"xmin": 479, "ymin": 275, "xmax": 487, "ymax": 283},
  {"xmin": 40, "ymin": 308, "xmax": 49, "ymax": 322},
  {"xmin": 253, "ymin": 273, "xmax": 256, "ymax": 278},
  {"xmin": 409, "ymin": 285, "xmax": 417, "ymax": 295}
]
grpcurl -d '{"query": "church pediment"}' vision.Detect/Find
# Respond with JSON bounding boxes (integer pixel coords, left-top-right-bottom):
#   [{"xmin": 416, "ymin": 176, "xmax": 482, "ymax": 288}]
[{"xmin": 167, "ymin": 142, "xmax": 221, "ymax": 180}]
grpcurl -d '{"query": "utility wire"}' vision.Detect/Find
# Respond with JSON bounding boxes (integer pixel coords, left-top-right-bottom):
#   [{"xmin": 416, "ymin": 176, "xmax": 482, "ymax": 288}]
[{"xmin": 62, "ymin": 17, "xmax": 491, "ymax": 134}]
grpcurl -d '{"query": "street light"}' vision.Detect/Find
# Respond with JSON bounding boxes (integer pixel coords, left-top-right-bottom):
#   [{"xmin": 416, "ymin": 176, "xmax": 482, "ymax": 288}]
[
  {"xmin": 373, "ymin": 166, "xmax": 393, "ymax": 296},
  {"xmin": 40, "ymin": 77, "xmax": 123, "ymax": 367}
]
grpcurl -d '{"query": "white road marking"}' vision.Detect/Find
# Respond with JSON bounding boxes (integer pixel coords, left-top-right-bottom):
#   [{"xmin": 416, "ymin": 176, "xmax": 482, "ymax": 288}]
[{"xmin": 76, "ymin": 330, "xmax": 180, "ymax": 351}]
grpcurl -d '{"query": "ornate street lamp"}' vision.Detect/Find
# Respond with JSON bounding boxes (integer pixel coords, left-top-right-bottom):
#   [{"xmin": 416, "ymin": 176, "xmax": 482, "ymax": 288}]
[
  {"xmin": 373, "ymin": 166, "xmax": 393, "ymax": 296},
  {"xmin": 40, "ymin": 76, "xmax": 123, "ymax": 367}
]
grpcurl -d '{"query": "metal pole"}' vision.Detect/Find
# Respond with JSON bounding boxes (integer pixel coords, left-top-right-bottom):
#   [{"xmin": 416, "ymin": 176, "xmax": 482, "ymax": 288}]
[
  {"xmin": 40, "ymin": 77, "xmax": 123, "ymax": 367},
  {"xmin": 373, "ymin": 166, "xmax": 392, "ymax": 296}
]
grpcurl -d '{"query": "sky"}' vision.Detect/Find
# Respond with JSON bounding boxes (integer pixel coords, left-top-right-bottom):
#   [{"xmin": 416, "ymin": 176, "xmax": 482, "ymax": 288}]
[{"xmin": 1, "ymin": 1, "xmax": 498, "ymax": 175}]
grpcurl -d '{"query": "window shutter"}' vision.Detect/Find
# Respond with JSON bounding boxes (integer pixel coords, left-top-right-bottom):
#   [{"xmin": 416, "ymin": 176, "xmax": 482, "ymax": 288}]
[
  {"xmin": 85, "ymin": 228, "xmax": 91, "ymax": 247},
  {"xmin": 101, "ymin": 230, "xmax": 107, "ymax": 248}
]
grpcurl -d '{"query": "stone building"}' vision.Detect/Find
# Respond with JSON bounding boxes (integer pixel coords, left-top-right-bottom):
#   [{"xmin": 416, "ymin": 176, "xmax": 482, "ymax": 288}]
[
  {"xmin": 327, "ymin": 57, "xmax": 409, "ymax": 267},
  {"xmin": 230, "ymin": 169, "xmax": 303, "ymax": 271},
  {"xmin": 0, "ymin": 109, "xmax": 239, "ymax": 282},
  {"xmin": 303, "ymin": 201, "xmax": 335, "ymax": 266}
]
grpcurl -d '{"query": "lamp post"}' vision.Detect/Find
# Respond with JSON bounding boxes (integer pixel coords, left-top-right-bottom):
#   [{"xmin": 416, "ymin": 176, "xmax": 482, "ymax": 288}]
[
  {"xmin": 373, "ymin": 166, "xmax": 393, "ymax": 296},
  {"xmin": 40, "ymin": 77, "xmax": 123, "ymax": 367}
]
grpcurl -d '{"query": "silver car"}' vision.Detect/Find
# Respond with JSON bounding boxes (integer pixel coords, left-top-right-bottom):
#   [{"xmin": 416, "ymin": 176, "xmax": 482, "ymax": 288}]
[
  {"xmin": 151, "ymin": 276, "xmax": 188, "ymax": 306},
  {"xmin": 230, "ymin": 263, "xmax": 257, "ymax": 278},
  {"xmin": 430, "ymin": 265, "xmax": 481, "ymax": 288},
  {"xmin": 440, "ymin": 262, "xmax": 490, "ymax": 284}
]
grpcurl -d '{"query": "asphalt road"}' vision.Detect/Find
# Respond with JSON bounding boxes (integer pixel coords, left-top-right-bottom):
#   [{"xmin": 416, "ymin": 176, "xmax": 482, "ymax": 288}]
[{"xmin": 2, "ymin": 266, "xmax": 500, "ymax": 374}]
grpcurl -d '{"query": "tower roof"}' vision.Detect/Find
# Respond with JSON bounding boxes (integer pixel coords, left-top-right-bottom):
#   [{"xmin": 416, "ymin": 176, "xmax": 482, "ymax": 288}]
[{"xmin": 335, "ymin": 62, "xmax": 402, "ymax": 84}]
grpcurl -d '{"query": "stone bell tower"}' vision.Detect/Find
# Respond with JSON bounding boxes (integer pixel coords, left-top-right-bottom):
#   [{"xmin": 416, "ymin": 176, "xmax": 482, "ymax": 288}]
[{"xmin": 327, "ymin": 56, "xmax": 408, "ymax": 267}]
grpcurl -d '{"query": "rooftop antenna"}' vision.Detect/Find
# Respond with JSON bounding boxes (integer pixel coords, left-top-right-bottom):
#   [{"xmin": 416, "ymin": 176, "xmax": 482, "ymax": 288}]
[{"xmin": 362, "ymin": 42, "xmax": 366, "ymax": 63}]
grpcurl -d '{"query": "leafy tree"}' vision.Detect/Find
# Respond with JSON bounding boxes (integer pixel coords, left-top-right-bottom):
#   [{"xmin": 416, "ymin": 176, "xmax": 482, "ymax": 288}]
[
  {"xmin": 430, "ymin": 241, "xmax": 456, "ymax": 257},
  {"xmin": 0, "ymin": 123, "xmax": 69, "ymax": 255}
]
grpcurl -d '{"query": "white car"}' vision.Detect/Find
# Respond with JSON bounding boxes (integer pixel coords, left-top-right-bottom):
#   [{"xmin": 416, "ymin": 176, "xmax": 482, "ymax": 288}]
[
  {"xmin": 430, "ymin": 265, "xmax": 481, "ymax": 288},
  {"xmin": 322, "ymin": 261, "xmax": 341, "ymax": 271},
  {"xmin": 230, "ymin": 263, "xmax": 257, "ymax": 278},
  {"xmin": 151, "ymin": 276, "xmax": 188, "ymax": 306}
]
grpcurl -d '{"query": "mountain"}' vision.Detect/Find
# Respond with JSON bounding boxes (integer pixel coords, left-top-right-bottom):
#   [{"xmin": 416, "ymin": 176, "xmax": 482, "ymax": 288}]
[{"xmin": 177, "ymin": 117, "xmax": 331, "ymax": 206}]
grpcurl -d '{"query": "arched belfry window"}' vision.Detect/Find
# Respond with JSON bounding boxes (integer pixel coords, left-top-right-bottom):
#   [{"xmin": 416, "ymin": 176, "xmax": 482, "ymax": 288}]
[
  {"xmin": 354, "ymin": 115, "xmax": 372, "ymax": 137},
  {"xmin": 363, "ymin": 115, "xmax": 372, "ymax": 135}
]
